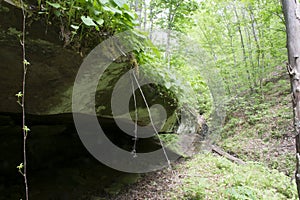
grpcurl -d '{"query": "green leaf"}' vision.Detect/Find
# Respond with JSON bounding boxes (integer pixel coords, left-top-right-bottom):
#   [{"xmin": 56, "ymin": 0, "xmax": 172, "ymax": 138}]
[
  {"xmin": 15, "ymin": 91, "xmax": 23, "ymax": 98},
  {"xmin": 73, "ymin": 6, "xmax": 82, "ymax": 10},
  {"xmin": 94, "ymin": 10, "xmax": 101, "ymax": 16},
  {"xmin": 17, "ymin": 163, "xmax": 24, "ymax": 170},
  {"xmin": 46, "ymin": 1, "xmax": 61, "ymax": 9},
  {"xmin": 124, "ymin": 10, "xmax": 135, "ymax": 19},
  {"xmin": 131, "ymin": 19, "xmax": 140, "ymax": 25},
  {"xmin": 53, "ymin": 10, "xmax": 61, "ymax": 17},
  {"xmin": 81, "ymin": 16, "xmax": 97, "ymax": 26},
  {"xmin": 132, "ymin": 30, "xmax": 147, "ymax": 39},
  {"xmin": 96, "ymin": 19, "xmax": 104, "ymax": 26},
  {"xmin": 123, "ymin": 4, "xmax": 130, "ymax": 10},
  {"xmin": 112, "ymin": 0, "xmax": 126, "ymax": 8},
  {"xmin": 99, "ymin": 0, "xmax": 109, "ymax": 4},
  {"xmin": 71, "ymin": 25, "xmax": 80, "ymax": 30},
  {"xmin": 165, "ymin": 82, "xmax": 172, "ymax": 89},
  {"xmin": 23, "ymin": 59, "xmax": 30, "ymax": 66},
  {"xmin": 23, "ymin": 126, "xmax": 30, "ymax": 133},
  {"xmin": 103, "ymin": 6, "xmax": 122, "ymax": 14}
]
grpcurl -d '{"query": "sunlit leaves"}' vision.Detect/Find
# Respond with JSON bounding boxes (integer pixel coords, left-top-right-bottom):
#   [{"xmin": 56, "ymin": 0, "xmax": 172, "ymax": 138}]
[
  {"xmin": 96, "ymin": 18, "xmax": 104, "ymax": 26},
  {"xmin": 190, "ymin": 0, "xmax": 285, "ymax": 96},
  {"xmin": 81, "ymin": 16, "xmax": 97, "ymax": 26},
  {"xmin": 150, "ymin": 0, "xmax": 199, "ymax": 32},
  {"xmin": 99, "ymin": 0, "xmax": 109, "ymax": 4},
  {"xmin": 165, "ymin": 82, "xmax": 172, "ymax": 89},
  {"xmin": 15, "ymin": 91, "xmax": 23, "ymax": 98},
  {"xmin": 103, "ymin": 6, "xmax": 122, "ymax": 14},
  {"xmin": 23, "ymin": 59, "xmax": 30, "ymax": 66},
  {"xmin": 71, "ymin": 24, "xmax": 80, "ymax": 30},
  {"xmin": 124, "ymin": 10, "xmax": 135, "ymax": 19},
  {"xmin": 17, "ymin": 163, "xmax": 24, "ymax": 170},
  {"xmin": 46, "ymin": 1, "xmax": 61, "ymax": 8},
  {"xmin": 111, "ymin": 0, "xmax": 126, "ymax": 8},
  {"xmin": 17, "ymin": 163, "xmax": 24, "ymax": 176},
  {"xmin": 15, "ymin": 91, "xmax": 23, "ymax": 106},
  {"xmin": 23, "ymin": 126, "xmax": 30, "ymax": 133},
  {"xmin": 43, "ymin": 0, "xmax": 137, "ymax": 46}
]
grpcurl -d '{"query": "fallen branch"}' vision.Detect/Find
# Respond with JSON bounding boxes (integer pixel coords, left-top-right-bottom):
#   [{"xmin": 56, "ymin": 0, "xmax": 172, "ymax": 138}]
[{"xmin": 211, "ymin": 145, "xmax": 246, "ymax": 165}]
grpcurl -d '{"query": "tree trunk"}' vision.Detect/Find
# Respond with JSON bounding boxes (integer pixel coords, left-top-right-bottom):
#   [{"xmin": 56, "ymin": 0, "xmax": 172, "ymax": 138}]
[
  {"xmin": 249, "ymin": 7, "xmax": 261, "ymax": 89},
  {"xmin": 135, "ymin": 0, "xmax": 141, "ymax": 28},
  {"xmin": 143, "ymin": 0, "xmax": 147, "ymax": 30},
  {"xmin": 149, "ymin": 0, "xmax": 154, "ymax": 40},
  {"xmin": 165, "ymin": 3, "xmax": 174, "ymax": 69},
  {"xmin": 233, "ymin": 3, "xmax": 253, "ymax": 91},
  {"xmin": 281, "ymin": 0, "xmax": 300, "ymax": 198}
]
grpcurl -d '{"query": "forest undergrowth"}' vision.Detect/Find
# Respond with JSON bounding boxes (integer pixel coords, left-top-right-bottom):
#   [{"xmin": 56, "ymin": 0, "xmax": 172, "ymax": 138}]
[{"xmin": 111, "ymin": 68, "xmax": 298, "ymax": 200}]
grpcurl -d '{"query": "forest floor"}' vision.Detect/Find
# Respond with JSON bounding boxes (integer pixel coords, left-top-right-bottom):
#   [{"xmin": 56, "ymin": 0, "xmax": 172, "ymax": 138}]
[{"xmin": 108, "ymin": 71, "xmax": 298, "ymax": 200}]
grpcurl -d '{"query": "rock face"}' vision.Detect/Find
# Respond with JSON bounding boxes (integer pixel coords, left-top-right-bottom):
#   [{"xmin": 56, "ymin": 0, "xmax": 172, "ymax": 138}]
[
  {"xmin": 0, "ymin": 2, "xmax": 179, "ymax": 198},
  {"xmin": 0, "ymin": 113, "xmax": 165, "ymax": 199},
  {"xmin": 0, "ymin": 2, "xmax": 177, "ymax": 129},
  {"xmin": 0, "ymin": 0, "xmax": 179, "ymax": 188},
  {"xmin": 0, "ymin": 3, "xmax": 208, "ymax": 199}
]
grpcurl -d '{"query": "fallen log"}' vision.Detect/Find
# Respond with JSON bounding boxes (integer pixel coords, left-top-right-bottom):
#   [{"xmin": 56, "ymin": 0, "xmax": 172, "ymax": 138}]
[{"xmin": 211, "ymin": 145, "xmax": 246, "ymax": 165}]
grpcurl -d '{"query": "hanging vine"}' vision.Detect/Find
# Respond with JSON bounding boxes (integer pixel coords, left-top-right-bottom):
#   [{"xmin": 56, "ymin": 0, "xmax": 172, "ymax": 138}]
[{"xmin": 15, "ymin": 0, "xmax": 30, "ymax": 199}]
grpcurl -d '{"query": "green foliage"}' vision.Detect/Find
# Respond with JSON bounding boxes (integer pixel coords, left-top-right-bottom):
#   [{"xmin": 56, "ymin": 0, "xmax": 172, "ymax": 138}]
[
  {"xmin": 190, "ymin": 0, "xmax": 286, "ymax": 97},
  {"xmin": 157, "ymin": 134, "xmax": 181, "ymax": 154},
  {"xmin": 17, "ymin": 163, "xmax": 25, "ymax": 176},
  {"xmin": 125, "ymin": 0, "xmax": 211, "ymax": 114},
  {"xmin": 35, "ymin": 0, "xmax": 139, "ymax": 48},
  {"xmin": 23, "ymin": 59, "xmax": 30, "ymax": 66},
  {"xmin": 23, "ymin": 125, "xmax": 30, "ymax": 133},
  {"xmin": 17, "ymin": 163, "xmax": 24, "ymax": 171},
  {"xmin": 149, "ymin": 0, "xmax": 198, "ymax": 32},
  {"xmin": 225, "ymin": 186, "xmax": 256, "ymax": 200},
  {"xmin": 3, "ymin": 0, "xmax": 295, "ymax": 199},
  {"xmin": 15, "ymin": 91, "xmax": 23, "ymax": 98},
  {"xmin": 13, "ymin": 0, "xmax": 212, "ymax": 116},
  {"xmin": 138, "ymin": 33, "xmax": 213, "ymax": 114},
  {"xmin": 140, "ymin": 51, "xmax": 212, "ymax": 114},
  {"xmin": 169, "ymin": 153, "xmax": 297, "ymax": 200}
]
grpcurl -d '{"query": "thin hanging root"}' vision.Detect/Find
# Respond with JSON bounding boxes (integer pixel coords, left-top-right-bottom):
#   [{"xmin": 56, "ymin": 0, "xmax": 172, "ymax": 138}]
[
  {"xmin": 131, "ymin": 71, "xmax": 172, "ymax": 169},
  {"xmin": 130, "ymin": 71, "xmax": 187, "ymax": 194},
  {"xmin": 130, "ymin": 71, "xmax": 138, "ymax": 157}
]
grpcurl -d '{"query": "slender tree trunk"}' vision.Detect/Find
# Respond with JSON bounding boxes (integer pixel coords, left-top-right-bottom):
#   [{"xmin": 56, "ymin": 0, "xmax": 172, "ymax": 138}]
[
  {"xmin": 258, "ymin": 28, "xmax": 266, "ymax": 98},
  {"xmin": 135, "ymin": 0, "xmax": 141, "ymax": 28},
  {"xmin": 149, "ymin": 0, "xmax": 154, "ymax": 40},
  {"xmin": 224, "ymin": 19, "xmax": 238, "ymax": 95},
  {"xmin": 165, "ymin": 2, "xmax": 181, "ymax": 69},
  {"xmin": 165, "ymin": 3, "xmax": 174, "ymax": 69},
  {"xmin": 233, "ymin": 3, "xmax": 253, "ymax": 92},
  {"xmin": 249, "ymin": 7, "xmax": 261, "ymax": 89},
  {"xmin": 143, "ymin": 0, "xmax": 147, "ymax": 30},
  {"xmin": 281, "ymin": 0, "xmax": 300, "ymax": 198},
  {"xmin": 243, "ymin": 21, "xmax": 256, "ymax": 87},
  {"xmin": 199, "ymin": 25, "xmax": 232, "ymax": 97}
]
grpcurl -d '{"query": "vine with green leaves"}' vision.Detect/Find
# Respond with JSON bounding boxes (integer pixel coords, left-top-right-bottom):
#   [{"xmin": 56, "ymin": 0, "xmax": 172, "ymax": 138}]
[{"xmin": 15, "ymin": 0, "xmax": 30, "ymax": 199}]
